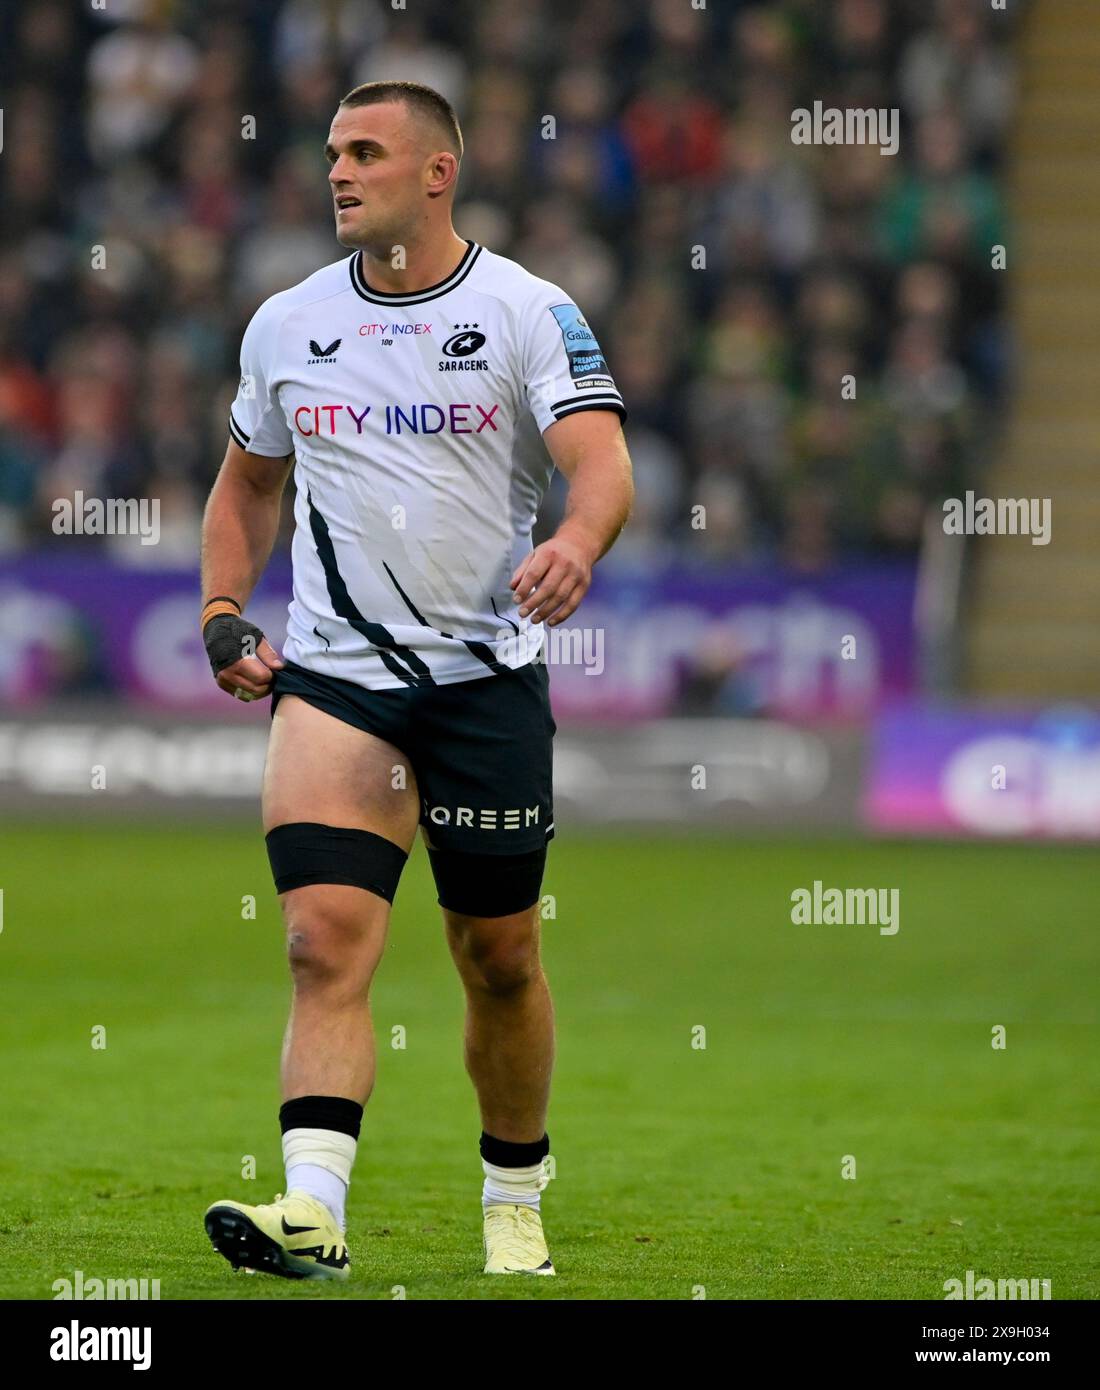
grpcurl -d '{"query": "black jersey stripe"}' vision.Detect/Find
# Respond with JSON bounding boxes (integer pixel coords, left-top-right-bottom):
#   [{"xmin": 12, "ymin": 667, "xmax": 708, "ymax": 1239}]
[
  {"xmin": 549, "ymin": 393, "xmax": 624, "ymax": 412},
  {"xmin": 459, "ymin": 638, "xmax": 511, "ymax": 674},
  {"xmin": 490, "ymin": 595, "xmax": 519, "ymax": 636},
  {"xmin": 348, "ymin": 241, "xmax": 482, "ymax": 306},
  {"xmin": 382, "ymin": 561, "xmax": 509, "ymax": 675},
  {"xmin": 306, "ymin": 492, "xmax": 435, "ymax": 687},
  {"xmin": 229, "ymin": 412, "xmax": 250, "ymax": 448},
  {"xmin": 552, "ymin": 400, "xmax": 628, "ymax": 422},
  {"xmin": 381, "ymin": 561, "xmax": 453, "ymax": 639}
]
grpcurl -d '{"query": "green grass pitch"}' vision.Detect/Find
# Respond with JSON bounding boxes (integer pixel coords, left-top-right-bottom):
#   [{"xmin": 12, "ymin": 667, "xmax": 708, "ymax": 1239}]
[{"xmin": 0, "ymin": 825, "xmax": 1095, "ymax": 1300}]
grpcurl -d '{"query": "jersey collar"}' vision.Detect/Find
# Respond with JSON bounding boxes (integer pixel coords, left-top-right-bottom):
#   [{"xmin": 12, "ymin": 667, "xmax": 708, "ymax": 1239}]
[{"xmin": 349, "ymin": 239, "xmax": 481, "ymax": 306}]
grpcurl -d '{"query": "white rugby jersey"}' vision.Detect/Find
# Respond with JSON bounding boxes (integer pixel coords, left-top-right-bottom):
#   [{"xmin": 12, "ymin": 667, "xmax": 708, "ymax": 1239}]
[{"xmin": 228, "ymin": 240, "xmax": 626, "ymax": 689}]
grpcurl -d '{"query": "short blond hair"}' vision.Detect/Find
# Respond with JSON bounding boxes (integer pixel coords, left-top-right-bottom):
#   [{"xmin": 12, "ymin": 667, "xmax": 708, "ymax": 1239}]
[{"xmin": 339, "ymin": 80, "xmax": 463, "ymax": 160}]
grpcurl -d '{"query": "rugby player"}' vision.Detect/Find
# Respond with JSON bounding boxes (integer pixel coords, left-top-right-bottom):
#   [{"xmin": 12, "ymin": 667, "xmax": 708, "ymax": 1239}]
[{"xmin": 200, "ymin": 80, "xmax": 633, "ymax": 1280}]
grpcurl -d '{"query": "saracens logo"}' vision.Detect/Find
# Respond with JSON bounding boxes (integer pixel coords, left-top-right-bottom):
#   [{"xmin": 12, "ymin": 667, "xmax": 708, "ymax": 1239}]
[
  {"xmin": 439, "ymin": 323, "xmax": 489, "ymax": 371},
  {"xmin": 307, "ymin": 337, "xmax": 341, "ymax": 364},
  {"xmin": 442, "ymin": 324, "xmax": 486, "ymax": 357}
]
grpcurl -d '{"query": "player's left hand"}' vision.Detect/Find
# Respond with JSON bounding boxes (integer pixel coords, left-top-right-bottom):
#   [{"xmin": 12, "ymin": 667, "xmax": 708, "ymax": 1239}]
[{"xmin": 510, "ymin": 535, "xmax": 594, "ymax": 626}]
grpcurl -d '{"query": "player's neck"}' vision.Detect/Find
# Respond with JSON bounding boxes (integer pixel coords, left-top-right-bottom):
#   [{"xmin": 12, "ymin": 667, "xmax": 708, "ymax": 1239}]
[{"xmin": 357, "ymin": 230, "xmax": 470, "ymax": 296}]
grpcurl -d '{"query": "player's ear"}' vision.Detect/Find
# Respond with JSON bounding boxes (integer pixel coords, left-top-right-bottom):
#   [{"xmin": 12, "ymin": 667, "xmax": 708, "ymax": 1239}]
[{"xmin": 426, "ymin": 150, "xmax": 459, "ymax": 197}]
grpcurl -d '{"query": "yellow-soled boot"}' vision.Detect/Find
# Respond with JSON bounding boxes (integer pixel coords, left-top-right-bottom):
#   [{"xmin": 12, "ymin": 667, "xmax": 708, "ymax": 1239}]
[
  {"xmin": 204, "ymin": 1190, "xmax": 349, "ymax": 1281},
  {"xmin": 483, "ymin": 1203, "xmax": 555, "ymax": 1275}
]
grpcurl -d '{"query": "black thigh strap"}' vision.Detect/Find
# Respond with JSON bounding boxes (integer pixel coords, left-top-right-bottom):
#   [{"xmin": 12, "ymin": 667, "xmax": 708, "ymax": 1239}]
[
  {"xmin": 428, "ymin": 846, "xmax": 547, "ymax": 918},
  {"xmin": 266, "ymin": 822, "xmax": 408, "ymax": 902}
]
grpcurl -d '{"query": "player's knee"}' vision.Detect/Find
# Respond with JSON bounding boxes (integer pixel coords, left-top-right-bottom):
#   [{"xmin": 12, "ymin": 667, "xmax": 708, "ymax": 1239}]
[
  {"xmin": 283, "ymin": 893, "xmax": 378, "ymax": 997},
  {"xmin": 449, "ymin": 914, "xmax": 540, "ymax": 996},
  {"xmin": 284, "ymin": 912, "xmax": 339, "ymax": 984},
  {"xmin": 478, "ymin": 948, "xmax": 539, "ymax": 996}
]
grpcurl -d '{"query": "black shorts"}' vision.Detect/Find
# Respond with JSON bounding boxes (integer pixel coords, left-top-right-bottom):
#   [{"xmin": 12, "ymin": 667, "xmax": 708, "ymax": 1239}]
[{"xmin": 270, "ymin": 659, "xmax": 555, "ymax": 856}]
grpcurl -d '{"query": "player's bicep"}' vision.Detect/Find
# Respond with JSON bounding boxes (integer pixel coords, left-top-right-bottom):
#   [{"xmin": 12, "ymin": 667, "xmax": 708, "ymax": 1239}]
[
  {"xmin": 542, "ymin": 409, "xmax": 631, "ymax": 483},
  {"xmin": 220, "ymin": 437, "xmax": 293, "ymax": 497}
]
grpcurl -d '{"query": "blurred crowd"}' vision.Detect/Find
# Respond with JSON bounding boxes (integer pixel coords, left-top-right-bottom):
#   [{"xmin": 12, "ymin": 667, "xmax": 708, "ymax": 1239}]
[{"xmin": 0, "ymin": 0, "xmax": 1015, "ymax": 571}]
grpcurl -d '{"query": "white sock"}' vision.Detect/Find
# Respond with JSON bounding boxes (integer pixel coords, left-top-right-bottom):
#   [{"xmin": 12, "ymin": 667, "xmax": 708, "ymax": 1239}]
[
  {"xmin": 285, "ymin": 1163, "xmax": 348, "ymax": 1230},
  {"xmin": 282, "ymin": 1127, "xmax": 357, "ymax": 1232},
  {"xmin": 482, "ymin": 1158, "xmax": 548, "ymax": 1211}
]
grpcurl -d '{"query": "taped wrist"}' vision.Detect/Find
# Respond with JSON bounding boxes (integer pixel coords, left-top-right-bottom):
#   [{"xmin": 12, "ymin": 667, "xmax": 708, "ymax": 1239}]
[{"xmin": 203, "ymin": 612, "xmax": 267, "ymax": 676}]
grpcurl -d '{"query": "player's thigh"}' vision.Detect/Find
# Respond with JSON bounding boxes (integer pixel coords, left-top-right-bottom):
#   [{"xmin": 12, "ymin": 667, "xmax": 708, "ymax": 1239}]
[
  {"xmin": 415, "ymin": 662, "xmax": 555, "ymax": 860},
  {"xmin": 262, "ymin": 693, "xmax": 419, "ymax": 847},
  {"xmin": 263, "ymin": 695, "xmax": 419, "ymax": 960},
  {"xmin": 414, "ymin": 663, "xmax": 553, "ymax": 950}
]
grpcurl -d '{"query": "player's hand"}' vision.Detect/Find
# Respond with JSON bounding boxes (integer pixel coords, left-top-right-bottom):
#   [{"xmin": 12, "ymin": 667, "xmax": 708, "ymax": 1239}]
[
  {"xmin": 203, "ymin": 613, "xmax": 285, "ymax": 701},
  {"xmin": 509, "ymin": 534, "xmax": 594, "ymax": 627}
]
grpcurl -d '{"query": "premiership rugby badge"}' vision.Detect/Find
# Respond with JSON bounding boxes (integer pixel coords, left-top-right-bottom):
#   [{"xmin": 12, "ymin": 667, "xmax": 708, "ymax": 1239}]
[{"xmin": 549, "ymin": 304, "xmax": 610, "ymax": 382}]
